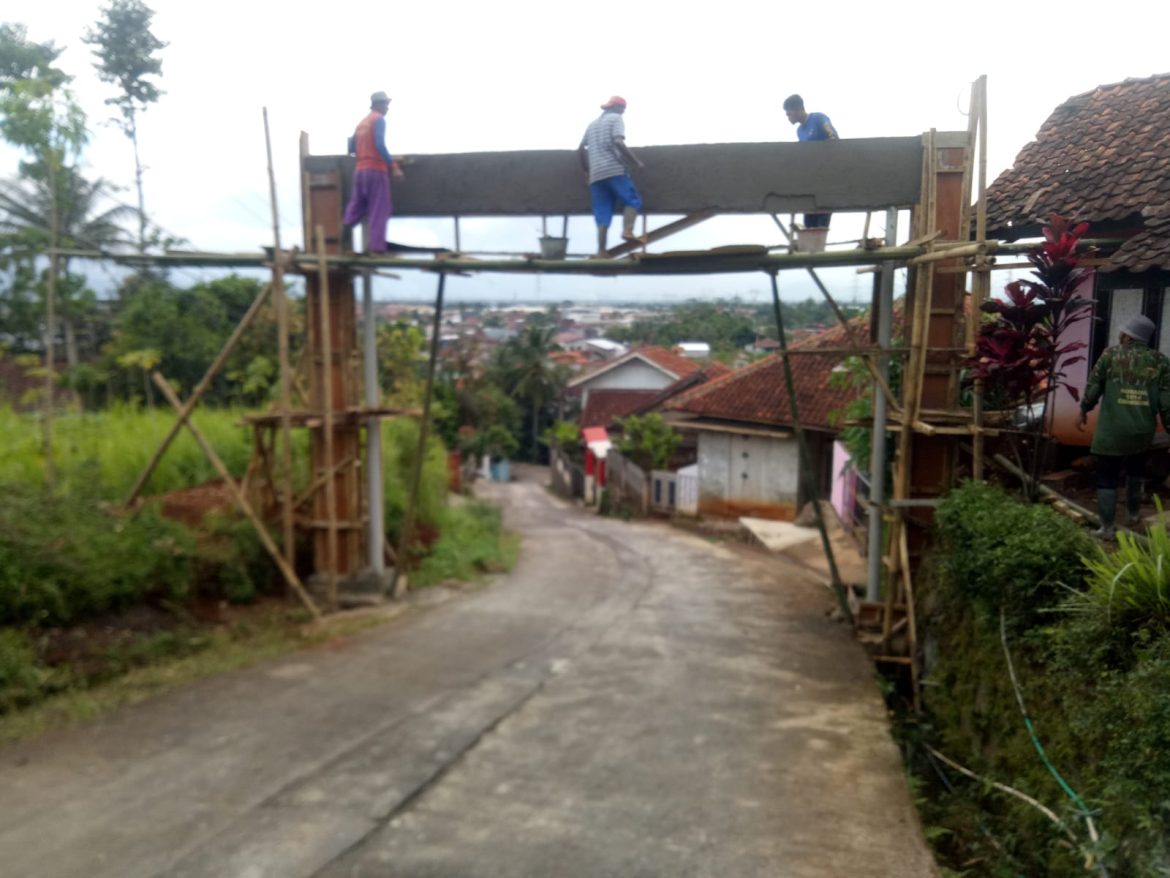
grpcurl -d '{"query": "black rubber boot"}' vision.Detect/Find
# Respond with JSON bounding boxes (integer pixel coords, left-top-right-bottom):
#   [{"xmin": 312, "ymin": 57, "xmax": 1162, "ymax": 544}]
[
  {"xmin": 1095, "ymin": 488, "xmax": 1117, "ymax": 539},
  {"xmin": 1127, "ymin": 478, "xmax": 1145, "ymax": 528}
]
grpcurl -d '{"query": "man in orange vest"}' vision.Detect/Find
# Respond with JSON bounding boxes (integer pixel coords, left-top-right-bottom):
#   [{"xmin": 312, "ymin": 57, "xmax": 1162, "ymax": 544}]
[{"xmin": 344, "ymin": 90, "xmax": 404, "ymax": 253}]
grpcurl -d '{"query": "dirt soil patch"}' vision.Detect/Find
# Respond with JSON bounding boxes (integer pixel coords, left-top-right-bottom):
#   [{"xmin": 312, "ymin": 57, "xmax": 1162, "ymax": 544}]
[{"xmin": 157, "ymin": 479, "xmax": 236, "ymax": 526}]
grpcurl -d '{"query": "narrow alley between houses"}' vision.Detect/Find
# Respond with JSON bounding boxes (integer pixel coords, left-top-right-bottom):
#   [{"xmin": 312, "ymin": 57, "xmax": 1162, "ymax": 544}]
[{"xmin": 0, "ymin": 466, "xmax": 935, "ymax": 878}]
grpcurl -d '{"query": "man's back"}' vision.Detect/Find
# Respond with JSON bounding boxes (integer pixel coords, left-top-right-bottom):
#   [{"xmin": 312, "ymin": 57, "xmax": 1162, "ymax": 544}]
[
  {"xmin": 797, "ymin": 111, "xmax": 837, "ymax": 142},
  {"xmin": 582, "ymin": 112, "xmax": 627, "ymax": 184}
]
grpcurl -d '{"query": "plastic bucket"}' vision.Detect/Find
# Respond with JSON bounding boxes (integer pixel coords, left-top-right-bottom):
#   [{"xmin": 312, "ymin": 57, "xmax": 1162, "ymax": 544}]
[
  {"xmin": 539, "ymin": 236, "xmax": 568, "ymax": 259},
  {"xmin": 794, "ymin": 227, "xmax": 829, "ymax": 253}
]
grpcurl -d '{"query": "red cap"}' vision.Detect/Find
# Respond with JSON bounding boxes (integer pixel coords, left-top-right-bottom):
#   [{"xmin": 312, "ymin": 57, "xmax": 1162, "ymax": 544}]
[{"xmin": 600, "ymin": 95, "xmax": 627, "ymax": 109}]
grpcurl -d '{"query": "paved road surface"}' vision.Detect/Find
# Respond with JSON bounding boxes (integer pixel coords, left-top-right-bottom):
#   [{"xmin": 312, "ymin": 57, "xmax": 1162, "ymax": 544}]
[{"xmin": 0, "ymin": 466, "xmax": 936, "ymax": 877}]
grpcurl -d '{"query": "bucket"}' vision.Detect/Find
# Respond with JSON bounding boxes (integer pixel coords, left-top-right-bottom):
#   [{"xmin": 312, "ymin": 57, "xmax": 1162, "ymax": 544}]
[
  {"xmin": 794, "ymin": 227, "xmax": 829, "ymax": 253},
  {"xmin": 539, "ymin": 236, "xmax": 568, "ymax": 259}
]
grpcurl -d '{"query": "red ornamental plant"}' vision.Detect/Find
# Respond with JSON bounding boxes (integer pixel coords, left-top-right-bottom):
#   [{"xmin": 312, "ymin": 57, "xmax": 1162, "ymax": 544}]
[
  {"xmin": 969, "ymin": 214, "xmax": 1093, "ymax": 408},
  {"xmin": 967, "ymin": 214, "xmax": 1094, "ymax": 491}
]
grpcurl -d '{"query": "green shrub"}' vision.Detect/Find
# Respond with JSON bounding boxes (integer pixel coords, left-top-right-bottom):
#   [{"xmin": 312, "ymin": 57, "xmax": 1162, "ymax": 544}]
[
  {"xmin": 383, "ymin": 418, "xmax": 448, "ymax": 537},
  {"xmin": 1079, "ymin": 500, "xmax": 1170, "ymax": 629},
  {"xmin": 0, "ymin": 484, "xmax": 196, "ymax": 627},
  {"xmin": 0, "ymin": 630, "xmax": 44, "ymax": 713},
  {"xmin": 195, "ymin": 512, "xmax": 272, "ymax": 604},
  {"xmin": 411, "ymin": 502, "xmax": 517, "ymax": 588},
  {"xmin": 933, "ymin": 481, "xmax": 1093, "ymax": 626}
]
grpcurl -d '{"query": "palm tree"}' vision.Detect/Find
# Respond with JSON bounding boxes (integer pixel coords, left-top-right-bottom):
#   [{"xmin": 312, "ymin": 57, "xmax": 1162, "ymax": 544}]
[
  {"xmin": 493, "ymin": 324, "xmax": 568, "ymax": 461},
  {"xmin": 0, "ymin": 162, "xmax": 136, "ymax": 370}
]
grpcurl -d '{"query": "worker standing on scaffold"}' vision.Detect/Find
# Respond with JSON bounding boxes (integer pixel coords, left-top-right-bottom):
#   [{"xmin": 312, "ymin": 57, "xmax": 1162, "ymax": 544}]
[
  {"xmin": 344, "ymin": 90, "xmax": 404, "ymax": 254},
  {"xmin": 578, "ymin": 96, "xmax": 645, "ymax": 258},
  {"xmin": 783, "ymin": 94, "xmax": 838, "ymax": 245}
]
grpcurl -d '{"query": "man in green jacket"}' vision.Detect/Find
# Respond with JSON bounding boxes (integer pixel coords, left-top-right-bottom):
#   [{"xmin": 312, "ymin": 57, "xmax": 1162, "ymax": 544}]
[{"xmin": 1078, "ymin": 314, "xmax": 1170, "ymax": 538}]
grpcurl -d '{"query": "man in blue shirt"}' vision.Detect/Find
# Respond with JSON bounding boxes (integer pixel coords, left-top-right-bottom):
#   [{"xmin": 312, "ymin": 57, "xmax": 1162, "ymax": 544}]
[{"xmin": 783, "ymin": 94, "xmax": 837, "ymax": 232}]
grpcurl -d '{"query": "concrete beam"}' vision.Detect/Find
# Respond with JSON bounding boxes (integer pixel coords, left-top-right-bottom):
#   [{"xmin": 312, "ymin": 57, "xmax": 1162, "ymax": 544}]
[{"xmin": 304, "ymin": 134, "xmax": 968, "ymax": 218}]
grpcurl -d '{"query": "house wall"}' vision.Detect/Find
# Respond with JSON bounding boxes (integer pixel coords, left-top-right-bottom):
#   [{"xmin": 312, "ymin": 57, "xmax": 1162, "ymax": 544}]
[
  {"xmin": 579, "ymin": 362, "xmax": 675, "ymax": 408},
  {"xmin": 696, "ymin": 431, "xmax": 800, "ymax": 520}
]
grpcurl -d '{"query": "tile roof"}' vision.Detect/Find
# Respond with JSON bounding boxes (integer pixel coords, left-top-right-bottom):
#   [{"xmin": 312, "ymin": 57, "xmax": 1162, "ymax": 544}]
[
  {"xmin": 1111, "ymin": 202, "xmax": 1170, "ymax": 273},
  {"xmin": 985, "ymin": 73, "xmax": 1170, "ymax": 269},
  {"xmin": 581, "ymin": 389, "xmax": 661, "ymax": 428},
  {"xmin": 664, "ymin": 310, "xmax": 900, "ymax": 431}
]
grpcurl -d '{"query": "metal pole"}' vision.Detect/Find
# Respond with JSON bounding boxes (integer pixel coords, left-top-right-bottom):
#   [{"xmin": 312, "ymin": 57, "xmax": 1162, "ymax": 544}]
[
  {"xmin": 363, "ymin": 269, "xmax": 385, "ymax": 574},
  {"xmin": 867, "ymin": 207, "xmax": 898, "ymax": 602}
]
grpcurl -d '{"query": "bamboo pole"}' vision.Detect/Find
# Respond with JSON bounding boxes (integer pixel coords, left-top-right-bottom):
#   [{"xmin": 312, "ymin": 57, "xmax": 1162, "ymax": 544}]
[
  {"xmin": 972, "ymin": 76, "xmax": 990, "ymax": 481},
  {"xmin": 153, "ymin": 372, "xmax": 321, "ymax": 619},
  {"xmin": 263, "ymin": 108, "xmax": 297, "ymax": 571},
  {"xmin": 124, "ymin": 283, "xmax": 274, "ymax": 507},
  {"xmin": 315, "ymin": 226, "xmax": 340, "ymax": 609},
  {"xmin": 391, "ymin": 271, "xmax": 447, "ymax": 599},
  {"xmin": 769, "ymin": 214, "xmax": 899, "ymax": 411},
  {"xmin": 43, "ymin": 159, "xmax": 59, "ymax": 492},
  {"xmin": 768, "ymin": 271, "xmax": 852, "ymax": 623}
]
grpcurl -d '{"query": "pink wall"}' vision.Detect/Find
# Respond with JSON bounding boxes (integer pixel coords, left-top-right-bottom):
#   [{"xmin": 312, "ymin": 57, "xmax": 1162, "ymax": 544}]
[
  {"xmin": 831, "ymin": 441, "xmax": 852, "ymax": 522},
  {"xmin": 1050, "ymin": 272, "xmax": 1097, "ymax": 447}
]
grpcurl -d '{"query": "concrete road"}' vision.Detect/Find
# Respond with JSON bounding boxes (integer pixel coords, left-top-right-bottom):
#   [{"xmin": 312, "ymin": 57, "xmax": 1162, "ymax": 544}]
[{"xmin": 0, "ymin": 466, "xmax": 936, "ymax": 878}]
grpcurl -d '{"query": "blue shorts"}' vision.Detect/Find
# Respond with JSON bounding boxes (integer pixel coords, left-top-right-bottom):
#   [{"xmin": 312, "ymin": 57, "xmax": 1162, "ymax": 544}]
[{"xmin": 590, "ymin": 175, "xmax": 643, "ymax": 227}]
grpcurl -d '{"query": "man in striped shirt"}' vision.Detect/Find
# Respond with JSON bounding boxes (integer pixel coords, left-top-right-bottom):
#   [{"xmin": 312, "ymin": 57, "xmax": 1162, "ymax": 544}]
[
  {"xmin": 578, "ymin": 96, "xmax": 645, "ymax": 257},
  {"xmin": 344, "ymin": 90, "xmax": 404, "ymax": 253}
]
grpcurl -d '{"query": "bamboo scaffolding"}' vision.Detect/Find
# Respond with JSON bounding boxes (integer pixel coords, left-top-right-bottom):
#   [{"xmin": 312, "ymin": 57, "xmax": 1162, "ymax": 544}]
[
  {"xmin": 152, "ymin": 372, "xmax": 321, "ymax": 620},
  {"xmin": 768, "ymin": 214, "xmax": 899, "ymax": 411},
  {"xmin": 124, "ymin": 282, "xmax": 273, "ymax": 507},
  {"xmin": 315, "ymin": 226, "xmax": 340, "ymax": 610},
  {"xmin": 264, "ymin": 107, "xmax": 297, "ymax": 570}
]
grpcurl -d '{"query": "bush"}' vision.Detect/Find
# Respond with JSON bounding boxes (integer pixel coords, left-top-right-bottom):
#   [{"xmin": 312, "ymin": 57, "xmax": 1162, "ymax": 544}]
[
  {"xmin": 1079, "ymin": 501, "xmax": 1170, "ymax": 630},
  {"xmin": 411, "ymin": 502, "xmax": 517, "ymax": 588},
  {"xmin": 933, "ymin": 481, "xmax": 1094, "ymax": 627},
  {"xmin": 0, "ymin": 483, "xmax": 196, "ymax": 627},
  {"xmin": 0, "ymin": 630, "xmax": 44, "ymax": 713}
]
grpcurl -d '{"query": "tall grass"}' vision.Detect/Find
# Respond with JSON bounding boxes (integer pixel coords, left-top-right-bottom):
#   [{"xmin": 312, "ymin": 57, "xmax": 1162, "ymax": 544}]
[{"xmin": 0, "ymin": 405, "xmax": 253, "ymax": 499}]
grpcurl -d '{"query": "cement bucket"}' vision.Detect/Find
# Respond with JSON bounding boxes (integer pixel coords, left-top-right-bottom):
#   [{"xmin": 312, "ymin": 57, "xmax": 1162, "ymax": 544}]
[{"xmin": 539, "ymin": 236, "xmax": 568, "ymax": 259}]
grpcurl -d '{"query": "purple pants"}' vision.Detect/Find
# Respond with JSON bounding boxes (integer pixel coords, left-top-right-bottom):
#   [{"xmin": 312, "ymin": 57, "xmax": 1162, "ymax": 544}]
[{"xmin": 344, "ymin": 169, "xmax": 392, "ymax": 252}]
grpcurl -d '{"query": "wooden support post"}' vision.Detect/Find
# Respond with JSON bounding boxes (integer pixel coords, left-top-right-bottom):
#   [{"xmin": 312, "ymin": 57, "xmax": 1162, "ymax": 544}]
[
  {"xmin": 124, "ymin": 282, "xmax": 273, "ymax": 507},
  {"xmin": 153, "ymin": 372, "xmax": 321, "ymax": 620},
  {"xmin": 315, "ymin": 226, "xmax": 340, "ymax": 609}
]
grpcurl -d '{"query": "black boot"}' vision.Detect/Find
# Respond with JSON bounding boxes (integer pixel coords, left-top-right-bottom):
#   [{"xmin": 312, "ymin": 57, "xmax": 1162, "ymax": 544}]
[
  {"xmin": 1095, "ymin": 488, "xmax": 1117, "ymax": 539},
  {"xmin": 1127, "ymin": 478, "xmax": 1145, "ymax": 528}
]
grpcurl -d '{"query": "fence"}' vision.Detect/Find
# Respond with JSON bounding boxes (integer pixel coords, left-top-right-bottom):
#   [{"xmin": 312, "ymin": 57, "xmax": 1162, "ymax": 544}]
[
  {"xmin": 550, "ymin": 445, "xmax": 585, "ymax": 500},
  {"xmin": 607, "ymin": 449, "xmax": 650, "ymax": 516},
  {"xmin": 649, "ymin": 464, "xmax": 699, "ymax": 517}
]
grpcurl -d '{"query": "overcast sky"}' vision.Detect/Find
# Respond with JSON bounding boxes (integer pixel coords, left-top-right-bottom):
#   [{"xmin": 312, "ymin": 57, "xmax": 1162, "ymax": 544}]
[{"xmin": 4, "ymin": 0, "xmax": 1169, "ymax": 305}]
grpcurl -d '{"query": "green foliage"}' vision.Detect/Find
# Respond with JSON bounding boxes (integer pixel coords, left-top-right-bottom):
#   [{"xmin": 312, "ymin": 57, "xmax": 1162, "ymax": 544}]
[
  {"xmin": 0, "ymin": 482, "xmax": 195, "ymax": 627},
  {"xmin": 377, "ymin": 322, "xmax": 424, "ymax": 406},
  {"xmin": 195, "ymin": 512, "xmax": 271, "ymax": 604},
  {"xmin": 933, "ymin": 481, "xmax": 1093, "ymax": 627},
  {"xmin": 915, "ymin": 487, "xmax": 1170, "ymax": 876},
  {"xmin": 382, "ymin": 417, "xmax": 448, "ymax": 538},
  {"xmin": 488, "ymin": 324, "xmax": 568, "ymax": 462},
  {"xmin": 83, "ymin": 0, "xmax": 166, "ymax": 127},
  {"xmin": 411, "ymin": 502, "xmax": 517, "ymax": 588},
  {"xmin": 616, "ymin": 412, "xmax": 680, "ymax": 471},
  {"xmin": 0, "ymin": 405, "xmax": 252, "ymax": 498},
  {"xmin": 1078, "ymin": 499, "xmax": 1170, "ymax": 629},
  {"xmin": 829, "ymin": 350, "xmax": 902, "ymax": 477},
  {"xmin": 0, "ymin": 629, "xmax": 44, "ymax": 713}
]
